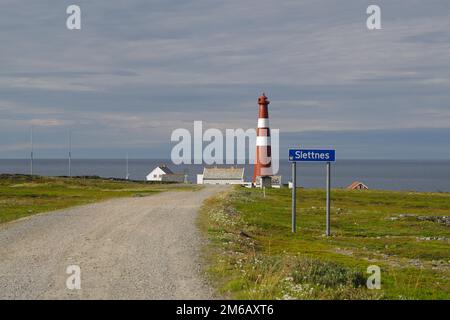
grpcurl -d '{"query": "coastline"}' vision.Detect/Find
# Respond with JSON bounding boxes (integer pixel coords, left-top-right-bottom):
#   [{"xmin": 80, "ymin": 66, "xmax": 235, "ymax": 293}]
[{"xmin": 1, "ymin": 159, "xmax": 450, "ymax": 192}]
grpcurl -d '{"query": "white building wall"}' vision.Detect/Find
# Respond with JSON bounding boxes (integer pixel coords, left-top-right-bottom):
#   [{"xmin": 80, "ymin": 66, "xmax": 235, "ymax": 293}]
[{"xmin": 146, "ymin": 167, "xmax": 166, "ymax": 181}]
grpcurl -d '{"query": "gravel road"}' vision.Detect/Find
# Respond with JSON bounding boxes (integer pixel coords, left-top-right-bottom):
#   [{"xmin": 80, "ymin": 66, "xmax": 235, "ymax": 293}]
[{"xmin": 0, "ymin": 186, "xmax": 227, "ymax": 300}]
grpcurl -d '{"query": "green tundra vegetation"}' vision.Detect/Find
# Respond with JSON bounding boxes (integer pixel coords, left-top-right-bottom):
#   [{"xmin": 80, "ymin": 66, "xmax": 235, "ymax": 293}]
[
  {"xmin": 199, "ymin": 186, "xmax": 450, "ymax": 300},
  {"xmin": 0, "ymin": 174, "xmax": 198, "ymax": 224}
]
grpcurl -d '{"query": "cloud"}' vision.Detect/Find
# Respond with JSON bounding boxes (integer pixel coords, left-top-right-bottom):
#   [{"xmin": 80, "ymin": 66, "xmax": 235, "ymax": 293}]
[
  {"xmin": 0, "ymin": 0, "xmax": 449, "ymax": 158},
  {"xmin": 29, "ymin": 119, "xmax": 72, "ymax": 127}
]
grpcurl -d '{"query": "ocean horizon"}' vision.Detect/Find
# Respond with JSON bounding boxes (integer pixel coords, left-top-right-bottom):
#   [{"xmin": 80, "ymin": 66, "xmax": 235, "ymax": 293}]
[{"xmin": 1, "ymin": 159, "xmax": 449, "ymax": 193}]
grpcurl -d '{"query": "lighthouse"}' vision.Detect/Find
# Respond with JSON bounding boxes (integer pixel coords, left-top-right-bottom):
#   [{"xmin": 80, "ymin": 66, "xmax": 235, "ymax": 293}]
[{"xmin": 253, "ymin": 93, "xmax": 272, "ymax": 183}]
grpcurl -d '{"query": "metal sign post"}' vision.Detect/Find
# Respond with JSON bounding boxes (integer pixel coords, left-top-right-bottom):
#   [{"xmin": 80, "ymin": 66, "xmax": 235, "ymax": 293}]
[
  {"xmin": 289, "ymin": 149, "xmax": 336, "ymax": 236},
  {"xmin": 292, "ymin": 162, "xmax": 297, "ymax": 233},
  {"xmin": 326, "ymin": 161, "xmax": 331, "ymax": 237},
  {"xmin": 260, "ymin": 176, "xmax": 271, "ymax": 198}
]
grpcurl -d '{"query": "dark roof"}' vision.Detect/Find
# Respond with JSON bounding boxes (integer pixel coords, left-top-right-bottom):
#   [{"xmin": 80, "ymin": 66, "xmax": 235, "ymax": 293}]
[
  {"xmin": 347, "ymin": 181, "xmax": 369, "ymax": 189},
  {"xmin": 158, "ymin": 165, "xmax": 174, "ymax": 174}
]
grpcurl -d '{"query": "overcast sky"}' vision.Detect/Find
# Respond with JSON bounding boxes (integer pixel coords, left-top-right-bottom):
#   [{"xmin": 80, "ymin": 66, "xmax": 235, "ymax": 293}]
[{"xmin": 0, "ymin": 0, "xmax": 449, "ymax": 159}]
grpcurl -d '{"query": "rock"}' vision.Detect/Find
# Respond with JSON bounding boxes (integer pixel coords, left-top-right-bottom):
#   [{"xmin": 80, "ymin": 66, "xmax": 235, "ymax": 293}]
[
  {"xmin": 399, "ymin": 214, "xmax": 417, "ymax": 218},
  {"xmin": 239, "ymin": 231, "xmax": 252, "ymax": 238},
  {"xmin": 409, "ymin": 259, "xmax": 422, "ymax": 267},
  {"xmin": 417, "ymin": 236, "xmax": 448, "ymax": 241},
  {"xmin": 417, "ymin": 216, "xmax": 450, "ymax": 226}
]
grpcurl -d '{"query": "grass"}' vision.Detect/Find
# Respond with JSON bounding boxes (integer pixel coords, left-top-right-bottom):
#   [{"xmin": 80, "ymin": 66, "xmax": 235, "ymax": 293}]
[
  {"xmin": 0, "ymin": 174, "xmax": 200, "ymax": 224},
  {"xmin": 199, "ymin": 186, "xmax": 450, "ymax": 300}
]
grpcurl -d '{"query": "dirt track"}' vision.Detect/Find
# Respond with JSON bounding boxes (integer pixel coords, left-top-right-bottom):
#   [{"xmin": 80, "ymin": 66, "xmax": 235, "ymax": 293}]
[{"xmin": 0, "ymin": 186, "xmax": 226, "ymax": 299}]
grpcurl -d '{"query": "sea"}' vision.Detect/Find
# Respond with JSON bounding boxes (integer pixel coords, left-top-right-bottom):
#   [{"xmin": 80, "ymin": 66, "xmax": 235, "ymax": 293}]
[{"xmin": 1, "ymin": 159, "xmax": 449, "ymax": 192}]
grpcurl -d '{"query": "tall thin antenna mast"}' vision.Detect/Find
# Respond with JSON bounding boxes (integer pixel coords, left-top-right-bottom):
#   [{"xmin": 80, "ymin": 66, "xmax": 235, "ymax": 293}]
[
  {"xmin": 30, "ymin": 127, "xmax": 34, "ymax": 176},
  {"xmin": 126, "ymin": 153, "xmax": 129, "ymax": 180},
  {"xmin": 68, "ymin": 131, "xmax": 72, "ymax": 177}
]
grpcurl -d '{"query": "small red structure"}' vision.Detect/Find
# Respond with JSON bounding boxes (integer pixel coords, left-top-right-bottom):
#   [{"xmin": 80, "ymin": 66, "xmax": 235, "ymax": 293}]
[
  {"xmin": 253, "ymin": 93, "xmax": 272, "ymax": 183},
  {"xmin": 347, "ymin": 181, "xmax": 369, "ymax": 190}
]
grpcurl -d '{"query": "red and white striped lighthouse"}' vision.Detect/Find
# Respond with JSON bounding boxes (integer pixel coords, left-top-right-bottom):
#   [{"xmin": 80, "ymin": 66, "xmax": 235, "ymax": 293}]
[{"xmin": 253, "ymin": 93, "xmax": 272, "ymax": 183}]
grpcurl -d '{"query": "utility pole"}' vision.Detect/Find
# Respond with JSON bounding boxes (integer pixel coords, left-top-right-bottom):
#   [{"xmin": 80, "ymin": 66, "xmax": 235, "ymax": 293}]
[
  {"xmin": 126, "ymin": 153, "xmax": 129, "ymax": 180},
  {"xmin": 30, "ymin": 127, "xmax": 34, "ymax": 176},
  {"xmin": 68, "ymin": 131, "xmax": 72, "ymax": 177}
]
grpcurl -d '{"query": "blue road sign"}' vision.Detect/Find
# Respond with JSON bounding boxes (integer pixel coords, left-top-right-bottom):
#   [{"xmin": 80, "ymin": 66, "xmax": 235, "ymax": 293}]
[{"xmin": 289, "ymin": 149, "xmax": 336, "ymax": 162}]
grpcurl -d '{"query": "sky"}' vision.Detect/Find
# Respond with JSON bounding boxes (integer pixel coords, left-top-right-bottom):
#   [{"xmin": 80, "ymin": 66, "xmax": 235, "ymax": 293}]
[{"xmin": 0, "ymin": 0, "xmax": 449, "ymax": 159}]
